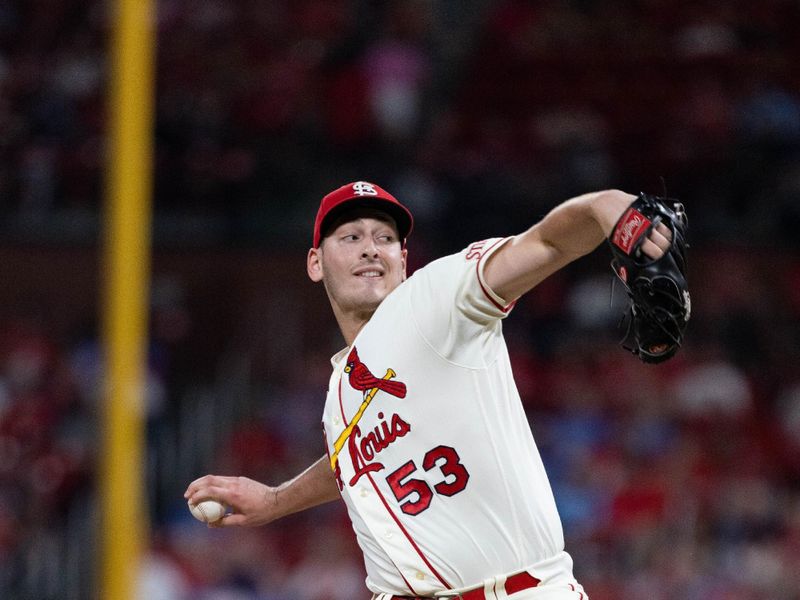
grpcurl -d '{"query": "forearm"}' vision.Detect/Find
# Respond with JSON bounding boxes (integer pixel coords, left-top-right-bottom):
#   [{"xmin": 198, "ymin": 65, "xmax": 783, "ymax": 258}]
[
  {"xmin": 536, "ymin": 189, "xmax": 636, "ymax": 259},
  {"xmin": 484, "ymin": 189, "xmax": 635, "ymax": 301},
  {"xmin": 184, "ymin": 455, "xmax": 340, "ymax": 528},
  {"xmin": 269, "ymin": 455, "xmax": 341, "ymax": 520}
]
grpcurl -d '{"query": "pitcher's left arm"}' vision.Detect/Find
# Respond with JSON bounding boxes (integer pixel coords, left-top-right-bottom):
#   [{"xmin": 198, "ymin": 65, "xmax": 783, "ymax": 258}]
[{"xmin": 482, "ymin": 190, "xmax": 672, "ymax": 303}]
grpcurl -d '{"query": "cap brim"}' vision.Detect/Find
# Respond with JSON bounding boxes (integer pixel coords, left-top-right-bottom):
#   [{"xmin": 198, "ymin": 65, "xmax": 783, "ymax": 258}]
[{"xmin": 318, "ymin": 198, "xmax": 413, "ymax": 245}]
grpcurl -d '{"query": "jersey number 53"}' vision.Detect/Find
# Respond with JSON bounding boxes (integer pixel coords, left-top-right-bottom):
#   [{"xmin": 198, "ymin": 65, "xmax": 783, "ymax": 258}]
[{"xmin": 385, "ymin": 445, "xmax": 470, "ymax": 516}]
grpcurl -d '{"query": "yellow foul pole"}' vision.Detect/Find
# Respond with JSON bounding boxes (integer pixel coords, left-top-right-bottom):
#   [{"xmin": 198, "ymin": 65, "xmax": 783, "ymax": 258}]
[{"xmin": 101, "ymin": 0, "xmax": 154, "ymax": 598}]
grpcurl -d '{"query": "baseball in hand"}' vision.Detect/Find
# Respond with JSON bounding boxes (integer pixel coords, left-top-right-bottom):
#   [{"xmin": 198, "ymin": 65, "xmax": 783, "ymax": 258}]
[{"xmin": 188, "ymin": 499, "xmax": 226, "ymax": 524}]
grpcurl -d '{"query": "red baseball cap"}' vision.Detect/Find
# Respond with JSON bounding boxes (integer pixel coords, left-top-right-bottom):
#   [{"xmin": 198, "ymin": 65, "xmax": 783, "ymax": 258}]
[{"xmin": 312, "ymin": 181, "xmax": 414, "ymax": 248}]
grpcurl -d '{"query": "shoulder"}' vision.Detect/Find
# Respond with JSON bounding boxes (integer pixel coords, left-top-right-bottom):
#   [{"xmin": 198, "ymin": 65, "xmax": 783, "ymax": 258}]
[
  {"xmin": 463, "ymin": 238, "xmax": 509, "ymax": 262},
  {"xmin": 402, "ymin": 237, "xmax": 515, "ymax": 317},
  {"xmin": 409, "ymin": 238, "xmax": 510, "ymax": 279}
]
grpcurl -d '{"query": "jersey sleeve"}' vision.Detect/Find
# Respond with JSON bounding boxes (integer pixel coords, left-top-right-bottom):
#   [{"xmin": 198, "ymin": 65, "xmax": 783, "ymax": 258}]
[{"xmin": 406, "ymin": 237, "xmax": 516, "ymax": 368}]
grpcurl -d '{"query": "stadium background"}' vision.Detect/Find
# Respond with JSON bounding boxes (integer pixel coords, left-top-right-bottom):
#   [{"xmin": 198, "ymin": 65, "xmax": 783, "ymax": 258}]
[{"xmin": 1, "ymin": 0, "xmax": 800, "ymax": 598}]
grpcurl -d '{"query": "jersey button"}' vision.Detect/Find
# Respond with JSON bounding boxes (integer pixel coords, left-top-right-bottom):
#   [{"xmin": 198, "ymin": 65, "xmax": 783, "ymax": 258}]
[
  {"xmin": 333, "ymin": 414, "xmax": 341, "ymax": 425},
  {"xmin": 360, "ymin": 488, "xmax": 369, "ymax": 497},
  {"xmin": 415, "ymin": 571, "xmax": 425, "ymax": 581},
  {"xmin": 384, "ymin": 530, "xmax": 393, "ymax": 540}
]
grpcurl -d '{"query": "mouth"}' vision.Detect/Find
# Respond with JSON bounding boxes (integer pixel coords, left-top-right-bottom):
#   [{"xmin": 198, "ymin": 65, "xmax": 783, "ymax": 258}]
[{"xmin": 353, "ymin": 267, "xmax": 384, "ymax": 279}]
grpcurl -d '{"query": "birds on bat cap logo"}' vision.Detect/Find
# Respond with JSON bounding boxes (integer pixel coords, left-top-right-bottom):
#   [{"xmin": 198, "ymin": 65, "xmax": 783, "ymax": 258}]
[
  {"xmin": 344, "ymin": 347, "xmax": 406, "ymax": 398},
  {"xmin": 352, "ymin": 181, "xmax": 378, "ymax": 196}
]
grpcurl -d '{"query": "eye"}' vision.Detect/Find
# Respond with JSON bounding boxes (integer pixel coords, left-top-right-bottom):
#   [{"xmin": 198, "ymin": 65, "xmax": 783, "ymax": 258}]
[
  {"xmin": 378, "ymin": 233, "xmax": 395, "ymax": 243},
  {"xmin": 341, "ymin": 234, "xmax": 359, "ymax": 242}
]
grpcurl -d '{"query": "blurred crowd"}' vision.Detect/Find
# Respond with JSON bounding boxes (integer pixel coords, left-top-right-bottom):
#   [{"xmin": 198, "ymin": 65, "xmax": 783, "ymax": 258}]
[
  {"xmin": 1, "ymin": 0, "xmax": 800, "ymax": 599},
  {"xmin": 2, "ymin": 0, "xmax": 800, "ymax": 250}
]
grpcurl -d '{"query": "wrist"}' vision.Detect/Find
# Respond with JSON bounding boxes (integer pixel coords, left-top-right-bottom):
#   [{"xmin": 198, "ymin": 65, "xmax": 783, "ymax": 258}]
[
  {"xmin": 593, "ymin": 189, "xmax": 637, "ymax": 238},
  {"xmin": 262, "ymin": 485, "xmax": 281, "ymax": 522}
]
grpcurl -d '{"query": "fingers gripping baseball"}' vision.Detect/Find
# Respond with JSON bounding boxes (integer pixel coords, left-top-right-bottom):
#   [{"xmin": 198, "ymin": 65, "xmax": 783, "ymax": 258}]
[{"xmin": 184, "ymin": 475, "xmax": 278, "ymax": 528}]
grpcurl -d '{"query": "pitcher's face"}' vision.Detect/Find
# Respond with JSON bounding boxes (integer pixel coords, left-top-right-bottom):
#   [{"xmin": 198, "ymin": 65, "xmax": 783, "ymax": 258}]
[{"xmin": 307, "ymin": 210, "xmax": 407, "ymax": 317}]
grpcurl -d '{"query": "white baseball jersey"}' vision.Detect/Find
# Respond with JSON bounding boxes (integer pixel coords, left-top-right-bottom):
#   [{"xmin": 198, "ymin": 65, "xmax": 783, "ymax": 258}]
[{"xmin": 321, "ymin": 238, "xmax": 575, "ymax": 597}]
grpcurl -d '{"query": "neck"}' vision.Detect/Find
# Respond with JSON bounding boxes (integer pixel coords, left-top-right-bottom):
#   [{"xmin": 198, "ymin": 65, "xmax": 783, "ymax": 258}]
[{"xmin": 333, "ymin": 305, "xmax": 374, "ymax": 346}]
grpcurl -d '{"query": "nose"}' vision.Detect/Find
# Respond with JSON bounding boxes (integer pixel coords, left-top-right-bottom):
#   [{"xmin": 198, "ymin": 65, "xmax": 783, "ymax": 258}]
[{"xmin": 361, "ymin": 237, "xmax": 379, "ymax": 258}]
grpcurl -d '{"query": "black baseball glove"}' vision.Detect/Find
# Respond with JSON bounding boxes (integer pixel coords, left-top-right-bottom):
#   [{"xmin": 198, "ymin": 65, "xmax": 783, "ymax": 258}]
[{"xmin": 608, "ymin": 192, "xmax": 690, "ymax": 363}]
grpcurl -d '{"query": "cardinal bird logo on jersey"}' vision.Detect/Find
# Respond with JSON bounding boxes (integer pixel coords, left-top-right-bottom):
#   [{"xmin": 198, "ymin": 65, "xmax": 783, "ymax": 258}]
[
  {"xmin": 329, "ymin": 347, "xmax": 409, "ymax": 483},
  {"xmin": 344, "ymin": 347, "xmax": 407, "ymax": 398}
]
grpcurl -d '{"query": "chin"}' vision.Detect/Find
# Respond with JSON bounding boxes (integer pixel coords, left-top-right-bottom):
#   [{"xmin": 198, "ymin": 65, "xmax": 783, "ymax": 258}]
[
  {"xmin": 345, "ymin": 280, "xmax": 400, "ymax": 312},
  {"xmin": 354, "ymin": 291, "xmax": 387, "ymax": 312},
  {"xmin": 362, "ymin": 294, "xmax": 386, "ymax": 310}
]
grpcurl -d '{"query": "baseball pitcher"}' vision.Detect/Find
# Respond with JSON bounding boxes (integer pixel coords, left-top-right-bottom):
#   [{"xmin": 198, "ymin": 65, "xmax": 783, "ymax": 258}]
[{"xmin": 185, "ymin": 181, "xmax": 690, "ymax": 599}]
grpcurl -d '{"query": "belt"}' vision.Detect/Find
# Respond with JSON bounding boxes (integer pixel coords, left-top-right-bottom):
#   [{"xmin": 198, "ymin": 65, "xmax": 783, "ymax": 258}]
[{"xmin": 389, "ymin": 571, "xmax": 540, "ymax": 599}]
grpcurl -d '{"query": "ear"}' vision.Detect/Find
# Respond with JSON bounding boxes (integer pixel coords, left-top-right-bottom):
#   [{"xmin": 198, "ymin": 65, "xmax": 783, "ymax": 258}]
[
  {"xmin": 307, "ymin": 247, "xmax": 324, "ymax": 282},
  {"xmin": 401, "ymin": 247, "xmax": 408, "ymax": 281}
]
